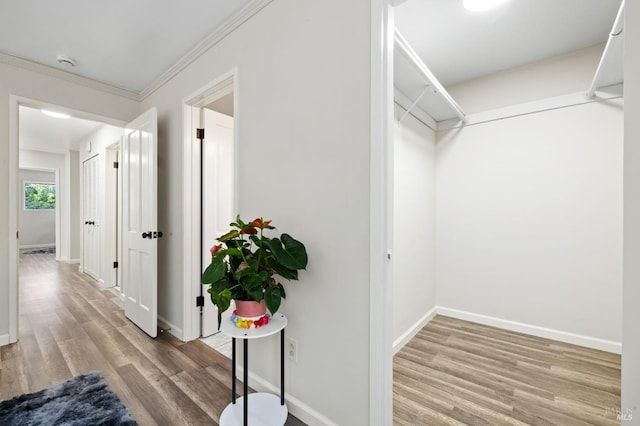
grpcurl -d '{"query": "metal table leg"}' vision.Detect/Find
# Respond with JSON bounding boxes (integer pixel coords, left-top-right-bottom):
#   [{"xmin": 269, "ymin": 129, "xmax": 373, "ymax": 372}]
[
  {"xmin": 281, "ymin": 329, "xmax": 285, "ymax": 405},
  {"xmin": 232, "ymin": 337, "xmax": 236, "ymax": 404},
  {"xmin": 244, "ymin": 338, "xmax": 248, "ymax": 426}
]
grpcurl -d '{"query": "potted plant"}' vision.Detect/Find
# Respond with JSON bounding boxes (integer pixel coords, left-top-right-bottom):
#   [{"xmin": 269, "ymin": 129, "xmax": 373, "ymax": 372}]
[{"xmin": 202, "ymin": 215, "xmax": 308, "ymax": 329}]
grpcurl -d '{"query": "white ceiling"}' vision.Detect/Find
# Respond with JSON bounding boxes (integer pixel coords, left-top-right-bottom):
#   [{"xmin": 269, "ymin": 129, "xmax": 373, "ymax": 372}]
[
  {"xmin": 0, "ymin": 0, "xmax": 252, "ymax": 93},
  {"xmin": 4, "ymin": 1, "xmax": 253, "ymax": 154},
  {"xmin": 19, "ymin": 106, "xmax": 105, "ymax": 154},
  {"xmin": 3, "ymin": 0, "xmax": 624, "ymax": 152}
]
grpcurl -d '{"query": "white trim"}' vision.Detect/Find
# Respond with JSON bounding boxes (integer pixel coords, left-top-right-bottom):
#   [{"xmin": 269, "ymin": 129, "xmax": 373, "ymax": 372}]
[
  {"xmin": 158, "ymin": 315, "xmax": 184, "ymax": 341},
  {"xmin": 0, "ymin": 52, "xmax": 139, "ymax": 100},
  {"xmin": 140, "ymin": 0, "xmax": 273, "ymax": 100},
  {"xmin": 9, "ymin": 95, "xmax": 19, "ymax": 344},
  {"xmin": 0, "ymin": 334, "xmax": 9, "ymax": 346},
  {"xmin": 437, "ymin": 306, "xmax": 622, "ymax": 354},
  {"xmin": 437, "ymin": 83, "xmax": 624, "ymax": 130},
  {"xmin": 370, "ymin": 1, "xmax": 394, "ymax": 425},
  {"xmin": 182, "ymin": 69, "xmax": 239, "ymax": 342},
  {"xmin": 235, "ymin": 368, "xmax": 338, "ymax": 426},
  {"xmin": 19, "ymin": 244, "xmax": 56, "ymax": 250},
  {"xmin": 392, "ymin": 306, "xmax": 438, "ymax": 354}
]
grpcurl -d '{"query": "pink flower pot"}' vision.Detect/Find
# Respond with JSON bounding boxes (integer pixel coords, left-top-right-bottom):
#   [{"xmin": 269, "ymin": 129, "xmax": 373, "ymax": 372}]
[{"xmin": 235, "ymin": 299, "xmax": 267, "ymax": 318}]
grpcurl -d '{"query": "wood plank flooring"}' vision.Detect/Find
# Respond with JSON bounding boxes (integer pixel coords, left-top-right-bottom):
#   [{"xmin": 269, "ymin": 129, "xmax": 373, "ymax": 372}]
[
  {"xmin": 394, "ymin": 315, "xmax": 622, "ymax": 425},
  {"xmin": 0, "ymin": 253, "xmax": 305, "ymax": 425}
]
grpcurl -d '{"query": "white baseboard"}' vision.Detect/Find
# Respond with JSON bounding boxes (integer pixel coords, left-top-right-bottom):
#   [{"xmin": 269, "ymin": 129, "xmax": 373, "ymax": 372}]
[
  {"xmin": 19, "ymin": 243, "xmax": 55, "ymax": 249},
  {"xmin": 0, "ymin": 334, "xmax": 10, "ymax": 346},
  {"xmin": 235, "ymin": 367, "xmax": 337, "ymax": 426},
  {"xmin": 393, "ymin": 305, "xmax": 437, "ymax": 355},
  {"xmin": 56, "ymin": 256, "xmax": 80, "ymax": 264},
  {"xmin": 158, "ymin": 315, "xmax": 184, "ymax": 341},
  {"xmin": 437, "ymin": 306, "xmax": 622, "ymax": 354}
]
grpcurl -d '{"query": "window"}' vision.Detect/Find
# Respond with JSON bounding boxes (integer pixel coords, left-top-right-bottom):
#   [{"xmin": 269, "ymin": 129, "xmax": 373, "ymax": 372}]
[{"xmin": 24, "ymin": 182, "xmax": 56, "ymax": 211}]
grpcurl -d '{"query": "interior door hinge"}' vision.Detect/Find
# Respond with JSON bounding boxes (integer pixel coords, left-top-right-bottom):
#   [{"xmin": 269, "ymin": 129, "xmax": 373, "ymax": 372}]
[
  {"xmin": 113, "ymin": 161, "xmax": 119, "ymax": 168},
  {"xmin": 196, "ymin": 295, "xmax": 205, "ymax": 307},
  {"xmin": 196, "ymin": 128, "xmax": 205, "ymax": 140},
  {"xmin": 113, "ymin": 261, "xmax": 118, "ymax": 268}
]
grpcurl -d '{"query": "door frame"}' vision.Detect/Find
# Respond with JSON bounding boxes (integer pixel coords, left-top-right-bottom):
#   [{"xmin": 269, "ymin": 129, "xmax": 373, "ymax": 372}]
[
  {"xmin": 182, "ymin": 68, "xmax": 239, "ymax": 341},
  {"xmin": 8, "ymin": 95, "xmax": 126, "ymax": 343},
  {"xmin": 370, "ymin": 0, "xmax": 395, "ymax": 424},
  {"xmin": 105, "ymin": 142, "xmax": 122, "ymax": 290}
]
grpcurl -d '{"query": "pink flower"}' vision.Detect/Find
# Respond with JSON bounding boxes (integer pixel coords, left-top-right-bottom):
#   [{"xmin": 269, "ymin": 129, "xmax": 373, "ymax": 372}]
[{"xmin": 210, "ymin": 243, "xmax": 223, "ymax": 257}]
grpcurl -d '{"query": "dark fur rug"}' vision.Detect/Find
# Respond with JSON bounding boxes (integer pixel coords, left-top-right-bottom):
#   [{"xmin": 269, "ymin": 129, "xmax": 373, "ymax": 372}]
[{"xmin": 0, "ymin": 371, "xmax": 136, "ymax": 425}]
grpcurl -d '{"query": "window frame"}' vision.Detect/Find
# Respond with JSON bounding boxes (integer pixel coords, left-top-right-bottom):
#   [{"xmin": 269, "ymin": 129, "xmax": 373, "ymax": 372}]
[{"xmin": 23, "ymin": 180, "xmax": 57, "ymax": 211}]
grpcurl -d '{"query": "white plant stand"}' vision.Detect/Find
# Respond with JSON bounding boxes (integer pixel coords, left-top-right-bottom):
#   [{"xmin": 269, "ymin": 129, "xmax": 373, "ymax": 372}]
[{"xmin": 219, "ymin": 313, "xmax": 288, "ymax": 426}]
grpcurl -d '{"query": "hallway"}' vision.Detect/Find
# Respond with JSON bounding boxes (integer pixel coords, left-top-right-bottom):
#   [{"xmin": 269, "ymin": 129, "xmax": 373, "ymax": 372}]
[{"xmin": 0, "ymin": 253, "xmax": 303, "ymax": 425}]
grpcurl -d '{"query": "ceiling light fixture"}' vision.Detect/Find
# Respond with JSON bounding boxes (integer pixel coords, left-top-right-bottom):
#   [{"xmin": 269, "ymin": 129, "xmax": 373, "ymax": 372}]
[
  {"xmin": 56, "ymin": 54, "xmax": 77, "ymax": 67},
  {"xmin": 463, "ymin": 0, "xmax": 508, "ymax": 12},
  {"xmin": 41, "ymin": 109, "xmax": 71, "ymax": 119}
]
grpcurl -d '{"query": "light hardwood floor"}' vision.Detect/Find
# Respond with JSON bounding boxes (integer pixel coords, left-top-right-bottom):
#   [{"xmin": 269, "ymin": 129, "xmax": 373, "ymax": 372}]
[
  {"xmin": 0, "ymin": 253, "xmax": 305, "ymax": 425},
  {"xmin": 394, "ymin": 315, "xmax": 622, "ymax": 425}
]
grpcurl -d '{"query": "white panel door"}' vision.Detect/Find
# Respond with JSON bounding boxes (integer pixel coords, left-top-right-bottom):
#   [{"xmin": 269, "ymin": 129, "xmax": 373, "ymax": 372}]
[
  {"xmin": 82, "ymin": 155, "xmax": 100, "ymax": 280},
  {"xmin": 122, "ymin": 108, "xmax": 158, "ymax": 338},
  {"xmin": 202, "ymin": 109, "xmax": 235, "ymax": 337}
]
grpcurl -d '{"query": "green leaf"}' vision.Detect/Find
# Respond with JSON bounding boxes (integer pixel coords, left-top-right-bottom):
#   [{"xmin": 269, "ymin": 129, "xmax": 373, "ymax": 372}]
[
  {"xmin": 209, "ymin": 288, "xmax": 231, "ymax": 330},
  {"xmin": 247, "ymin": 287, "xmax": 264, "ymax": 302},
  {"xmin": 265, "ymin": 257, "xmax": 298, "ymax": 280},
  {"xmin": 218, "ymin": 230, "xmax": 240, "ymax": 242},
  {"xmin": 202, "ymin": 260, "xmax": 226, "ymax": 284},
  {"xmin": 277, "ymin": 282, "xmax": 287, "ymax": 299},
  {"xmin": 209, "ymin": 277, "xmax": 229, "ymax": 293},
  {"xmin": 265, "ymin": 286, "xmax": 282, "ymax": 314},
  {"xmin": 263, "ymin": 234, "xmax": 308, "ymax": 270}
]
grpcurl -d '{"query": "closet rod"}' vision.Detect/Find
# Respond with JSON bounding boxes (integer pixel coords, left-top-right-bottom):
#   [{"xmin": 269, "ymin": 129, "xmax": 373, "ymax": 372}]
[
  {"xmin": 587, "ymin": 0, "xmax": 624, "ymax": 98},
  {"xmin": 394, "ymin": 28, "xmax": 466, "ymax": 122}
]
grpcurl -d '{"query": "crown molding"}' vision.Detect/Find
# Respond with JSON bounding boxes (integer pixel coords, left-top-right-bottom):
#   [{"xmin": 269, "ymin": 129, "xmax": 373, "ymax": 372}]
[
  {"xmin": 0, "ymin": 52, "xmax": 141, "ymax": 101},
  {"xmin": 139, "ymin": 0, "xmax": 274, "ymax": 100},
  {"xmin": 1, "ymin": 0, "xmax": 273, "ymax": 103}
]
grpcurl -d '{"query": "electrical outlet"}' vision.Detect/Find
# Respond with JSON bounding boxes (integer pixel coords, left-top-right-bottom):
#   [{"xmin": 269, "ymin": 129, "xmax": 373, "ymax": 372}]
[{"xmin": 286, "ymin": 337, "xmax": 298, "ymax": 363}]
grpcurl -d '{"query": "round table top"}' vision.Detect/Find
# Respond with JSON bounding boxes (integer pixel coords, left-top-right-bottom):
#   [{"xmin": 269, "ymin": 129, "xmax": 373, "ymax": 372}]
[{"xmin": 220, "ymin": 312, "xmax": 287, "ymax": 339}]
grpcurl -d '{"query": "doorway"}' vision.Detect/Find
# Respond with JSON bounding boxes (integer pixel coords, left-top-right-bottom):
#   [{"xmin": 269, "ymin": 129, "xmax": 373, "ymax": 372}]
[
  {"xmin": 8, "ymin": 96, "xmax": 127, "ymax": 343},
  {"xmin": 182, "ymin": 71, "xmax": 238, "ymax": 342}
]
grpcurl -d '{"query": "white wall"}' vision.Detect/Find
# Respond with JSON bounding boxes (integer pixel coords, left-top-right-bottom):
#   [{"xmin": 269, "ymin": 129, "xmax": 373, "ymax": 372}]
[
  {"xmin": 393, "ymin": 104, "xmax": 437, "ymax": 349},
  {"xmin": 67, "ymin": 150, "xmax": 81, "ymax": 260},
  {"xmin": 0, "ymin": 60, "xmax": 140, "ymax": 342},
  {"xmin": 141, "ymin": 0, "xmax": 372, "ymax": 423},
  {"xmin": 448, "ymin": 44, "xmax": 604, "ymax": 114},
  {"xmin": 623, "ymin": 0, "xmax": 640, "ymax": 419},
  {"xmin": 436, "ymin": 100, "xmax": 623, "ymax": 345},
  {"xmin": 19, "ymin": 169, "xmax": 56, "ymax": 248}
]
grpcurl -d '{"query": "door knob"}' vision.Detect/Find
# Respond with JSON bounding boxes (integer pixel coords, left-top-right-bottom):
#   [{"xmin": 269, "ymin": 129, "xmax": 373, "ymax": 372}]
[{"xmin": 142, "ymin": 232, "xmax": 151, "ymax": 239}]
